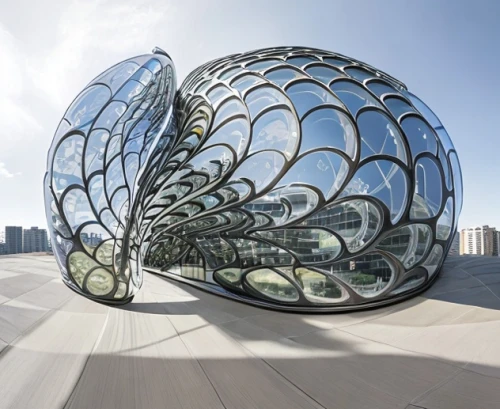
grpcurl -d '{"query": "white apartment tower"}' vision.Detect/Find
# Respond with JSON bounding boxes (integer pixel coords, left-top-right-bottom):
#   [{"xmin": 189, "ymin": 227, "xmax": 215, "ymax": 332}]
[{"xmin": 460, "ymin": 226, "xmax": 499, "ymax": 256}]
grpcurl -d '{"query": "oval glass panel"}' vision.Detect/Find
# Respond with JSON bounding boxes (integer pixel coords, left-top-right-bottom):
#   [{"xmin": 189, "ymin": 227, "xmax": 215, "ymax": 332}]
[
  {"xmin": 322, "ymin": 253, "xmax": 394, "ymax": 298},
  {"xmin": 422, "ymin": 244, "xmax": 443, "ymax": 278},
  {"xmin": 357, "ymin": 109, "xmax": 407, "ymax": 164},
  {"xmin": 300, "ymin": 108, "xmax": 356, "ymax": 159},
  {"xmin": 330, "ymin": 80, "xmax": 382, "ymax": 117},
  {"xmin": 304, "ymin": 199, "xmax": 382, "ymax": 252},
  {"xmin": 86, "ymin": 268, "xmax": 115, "ymax": 296},
  {"xmin": 410, "ymin": 157, "xmax": 443, "ymax": 220},
  {"xmin": 295, "ymin": 267, "xmax": 346, "ymax": 303},
  {"xmin": 245, "ymin": 268, "xmax": 299, "ymax": 302},
  {"xmin": 277, "ymin": 150, "xmax": 349, "ymax": 200},
  {"xmin": 377, "ymin": 224, "xmax": 432, "ymax": 269},
  {"xmin": 287, "ymin": 81, "xmax": 343, "ymax": 118},
  {"xmin": 400, "ymin": 116, "xmax": 438, "ymax": 157},
  {"xmin": 340, "ymin": 160, "xmax": 408, "ymax": 224},
  {"xmin": 253, "ymin": 229, "xmax": 341, "ymax": 263},
  {"xmin": 436, "ymin": 197, "xmax": 453, "ymax": 240},
  {"xmin": 250, "ymin": 109, "xmax": 299, "ymax": 159}
]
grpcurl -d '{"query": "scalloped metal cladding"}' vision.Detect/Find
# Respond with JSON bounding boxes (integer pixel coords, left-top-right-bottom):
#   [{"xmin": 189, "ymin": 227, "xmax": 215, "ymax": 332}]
[{"xmin": 44, "ymin": 46, "xmax": 462, "ymax": 311}]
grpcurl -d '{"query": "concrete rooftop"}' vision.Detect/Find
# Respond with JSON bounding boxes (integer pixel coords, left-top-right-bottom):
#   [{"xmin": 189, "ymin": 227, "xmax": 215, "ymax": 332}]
[{"xmin": 0, "ymin": 254, "xmax": 500, "ymax": 409}]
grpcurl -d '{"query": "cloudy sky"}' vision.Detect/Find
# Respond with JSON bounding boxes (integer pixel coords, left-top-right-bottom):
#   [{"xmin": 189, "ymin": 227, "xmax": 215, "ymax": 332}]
[{"xmin": 0, "ymin": 0, "xmax": 499, "ymax": 232}]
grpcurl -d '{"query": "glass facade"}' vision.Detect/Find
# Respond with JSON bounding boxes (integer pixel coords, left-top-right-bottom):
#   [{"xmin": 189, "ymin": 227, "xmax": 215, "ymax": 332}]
[{"xmin": 44, "ymin": 46, "xmax": 462, "ymax": 311}]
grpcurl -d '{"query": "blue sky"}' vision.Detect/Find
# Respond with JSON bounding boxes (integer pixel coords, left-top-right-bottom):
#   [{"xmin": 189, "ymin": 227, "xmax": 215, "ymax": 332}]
[{"xmin": 0, "ymin": 0, "xmax": 498, "ymax": 231}]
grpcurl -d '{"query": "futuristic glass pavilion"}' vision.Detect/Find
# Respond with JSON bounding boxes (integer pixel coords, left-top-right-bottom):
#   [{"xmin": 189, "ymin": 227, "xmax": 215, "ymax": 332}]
[{"xmin": 44, "ymin": 46, "xmax": 462, "ymax": 311}]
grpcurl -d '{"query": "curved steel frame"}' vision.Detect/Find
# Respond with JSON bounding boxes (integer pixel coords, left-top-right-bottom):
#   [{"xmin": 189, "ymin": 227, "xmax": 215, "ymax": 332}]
[{"xmin": 44, "ymin": 46, "xmax": 462, "ymax": 311}]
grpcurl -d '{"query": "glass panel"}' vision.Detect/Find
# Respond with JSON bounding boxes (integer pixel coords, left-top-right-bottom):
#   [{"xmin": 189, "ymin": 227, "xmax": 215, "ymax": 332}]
[
  {"xmin": 245, "ymin": 268, "xmax": 299, "ymax": 302},
  {"xmin": 215, "ymin": 268, "xmax": 243, "ymax": 286},
  {"xmin": 300, "ymin": 108, "xmax": 356, "ymax": 159},
  {"xmin": 286, "ymin": 56, "xmax": 318, "ymax": 67},
  {"xmin": 229, "ymin": 238, "xmax": 293, "ymax": 268},
  {"xmin": 366, "ymin": 81, "xmax": 398, "ymax": 98},
  {"xmin": 249, "ymin": 109, "xmax": 299, "ymax": 159},
  {"xmin": 304, "ymin": 199, "xmax": 381, "ymax": 252},
  {"xmin": 106, "ymin": 156, "xmax": 125, "ymax": 196},
  {"xmin": 400, "ymin": 116, "xmax": 438, "ymax": 157},
  {"xmin": 449, "ymin": 152, "xmax": 463, "ymax": 229},
  {"xmin": 207, "ymin": 84, "xmax": 232, "ymax": 106},
  {"xmin": 330, "ymin": 80, "xmax": 383, "ymax": 117},
  {"xmin": 253, "ymin": 185, "xmax": 319, "ymax": 226},
  {"xmin": 63, "ymin": 189, "xmax": 95, "ymax": 234},
  {"xmin": 384, "ymin": 97, "xmax": 416, "ymax": 120},
  {"xmin": 246, "ymin": 59, "xmax": 283, "ymax": 71},
  {"xmin": 305, "ymin": 65, "xmax": 344, "ymax": 84},
  {"xmin": 80, "ymin": 224, "xmax": 111, "ymax": 256},
  {"xmin": 253, "ymin": 229, "xmax": 341, "ymax": 263},
  {"xmin": 95, "ymin": 240, "xmax": 114, "ymax": 265},
  {"xmin": 406, "ymin": 92, "xmax": 442, "ymax": 128},
  {"xmin": 212, "ymin": 98, "xmax": 247, "ymax": 129},
  {"xmin": 203, "ymin": 117, "xmax": 250, "ymax": 159},
  {"xmin": 323, "ymin": 57, "xmax": 351, "ymax": 68},
  {"xmin": 218, "ymin": 66, "xmax": 241, "ymax": 81},
  {"xmin": 439, "ymin": 145, "xmax": 452, "ymax": 191},
  {"xmin": 65, "ymin": 85, "xmax": 111, "ymax": 128},
  {"xmin": 93, "ymin": 61, "xmax": 139, "ymax": 93},
  {"xmin": 88, "ymin": 175, "xmax": 107, "ymax": 214},
  {"xmin": 231, "ymin": 74, "xmax": 264, "ymax": 93},
  {"xmin": 52, "ymin": 135, "xmax": 85, "ymax": 198},
  {"xmin": 85, "ymin": 130, "xmax": 109, "ymax": 177},
  {"xmin": 277, "ymin": 151, "xmax": 349, "ymax": 200},
  {"xmin": 181, "ymin": 248, "xmax": 205, "ymax": 280},
  {"xmin": 265, "ymin": 68, "xmax": 304, "ymax": 87},
  {"xmin": 436, "ymin": 197, "xmax": 453, "ymax": 240},
  {"xmin": 390, "ymin": 269, "xmax": 427, "ymax": 295},
  {"xmin": 68, "ymin": 251, "xmax": 99, "ymax": 287},
  {"xmin": 422, "ymin": 244, "xmax": 443, "ymax": 278},
  {"xmin": 287, "ymin": 81, "xmax": 343, "ymax": 117},
  {"xmin": 197, "ymin": 236, "xmax": 236, "ymax": 268},
  {"xmin": 377, "ymin": 224, "xmax": 432, "ymax": 269},
  {"xmin": 410, "ymin": 157, "xmax": 443, "ymax": 220},
  {"xmin": 340, "ymin": 160, "xmax": 408, "ymax": 224},
  {"xmin": 321, "ymin": 253, "xmax": 394, "ymax": 297},
  {"xmin": 295, "ymin": 267, "xmax": 345, "ymax": 303},
  {"xmin": 245, "ymin": 86, "xmax": 291, "ymax": 120},
  {"xmin": 357, "ymin": 109, "xmax": 407, "ymax": 164},
  {"xmin": 93, "ymin": 101, "xmax": 127, "ymax": 130},
  {"xmin": 114, "ymin": 80, "xmax": 145, "ymax": 103},
  {"xmin": 86, "ymin": 268, "xmax": 115, "ymax": 296},
  {"xmin": 344, "ymin": 67, "xmax": 375, "ymax": 82},
  {"xmin": 230, "ymin": 151, "xmax": 285, "ymax": 194}
]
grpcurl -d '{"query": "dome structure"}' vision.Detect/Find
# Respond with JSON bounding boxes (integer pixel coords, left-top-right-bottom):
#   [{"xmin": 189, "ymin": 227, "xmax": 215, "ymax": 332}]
[{"xmin": 44, "ymin": 46, "xmax": 462, "ymax": 311}]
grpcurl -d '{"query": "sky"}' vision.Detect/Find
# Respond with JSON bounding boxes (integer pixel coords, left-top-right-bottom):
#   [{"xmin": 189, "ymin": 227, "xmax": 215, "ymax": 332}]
[{"xmin": 0, "ymin": 0, "xmax": 499, "ymax": 232}]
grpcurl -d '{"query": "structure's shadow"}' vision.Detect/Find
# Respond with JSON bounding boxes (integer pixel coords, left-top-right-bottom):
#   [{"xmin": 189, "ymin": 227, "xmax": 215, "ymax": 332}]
[{"xmin": 116, "ymin": 256, "xmax": 500, "ymax": 318}]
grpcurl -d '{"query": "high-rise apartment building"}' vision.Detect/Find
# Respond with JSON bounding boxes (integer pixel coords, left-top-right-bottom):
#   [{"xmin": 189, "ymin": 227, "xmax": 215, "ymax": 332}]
[
  {"xmin": 460, "ymin": 226, "xmax": 499, "ymax": 256},
  {"xmin": 23, "ymin": 227, "xmax": 49, "ymax": 253},
  {"xmin": 5, "ymin": 226, "xmax": 23, "ymax": 254}
]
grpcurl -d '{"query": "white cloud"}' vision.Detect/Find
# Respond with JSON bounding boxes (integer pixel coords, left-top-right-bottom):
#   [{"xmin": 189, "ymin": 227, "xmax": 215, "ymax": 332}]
[
  {"xmin": 0, "ymin": 25, "xmax": 43, "ymax": 145},
  {"xmin": 0, "ymin": 162, "xmax": 21, "ymax": 178},
  {"xmin": 27, "ymin": 0, "xmax": 172, "ymax": 109}
]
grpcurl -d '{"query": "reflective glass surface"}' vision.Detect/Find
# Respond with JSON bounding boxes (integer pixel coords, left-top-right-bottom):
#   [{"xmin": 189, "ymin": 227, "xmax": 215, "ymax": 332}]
[{"xmin": 45, "ymin": 46, "xmax": 462, "ymax": 311}]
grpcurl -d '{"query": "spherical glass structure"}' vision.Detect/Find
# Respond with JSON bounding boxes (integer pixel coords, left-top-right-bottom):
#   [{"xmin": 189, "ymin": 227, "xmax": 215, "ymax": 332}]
[{"xmin": 44, "ymin": 46, "xmax": 462, "ymax": 311}]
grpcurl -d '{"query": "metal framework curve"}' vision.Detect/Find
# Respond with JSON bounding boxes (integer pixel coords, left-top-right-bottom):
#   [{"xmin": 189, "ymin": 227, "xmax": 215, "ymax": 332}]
[{"xmin": 44, "ymin": 46, "xmax": 463, "ymax": 311}]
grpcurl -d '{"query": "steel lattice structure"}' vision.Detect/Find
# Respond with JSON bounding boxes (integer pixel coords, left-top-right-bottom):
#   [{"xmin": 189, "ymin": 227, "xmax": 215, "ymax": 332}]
[{"xmin": 44, "ymin": 46, "xmax": 462, "ymax": 311}]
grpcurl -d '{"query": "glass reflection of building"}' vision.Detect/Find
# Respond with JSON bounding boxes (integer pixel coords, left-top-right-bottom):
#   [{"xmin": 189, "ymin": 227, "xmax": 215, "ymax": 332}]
[{"xmin": 44, "ymin": 46, "xmax": 462, "ymax": 311}]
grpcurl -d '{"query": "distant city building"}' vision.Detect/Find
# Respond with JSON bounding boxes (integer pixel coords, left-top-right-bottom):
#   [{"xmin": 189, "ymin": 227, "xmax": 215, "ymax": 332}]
[
  {"xmin": 23, "ymin": 227, "xmax": 49, "ymax": 253},
  {"xmin": 448, "ymin": 232, "xmax": 460, "ymax": 255},
  {"xmin": 0, "ymin": 242, "xmax": 6, "ymax": 255},
  {"xmin": 460, "ymin": 226, "xmax": 499, "ymax": 256},
  {"xmin": 5, "ymin": 226, "xmax": 23, "ymax": 254}
]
